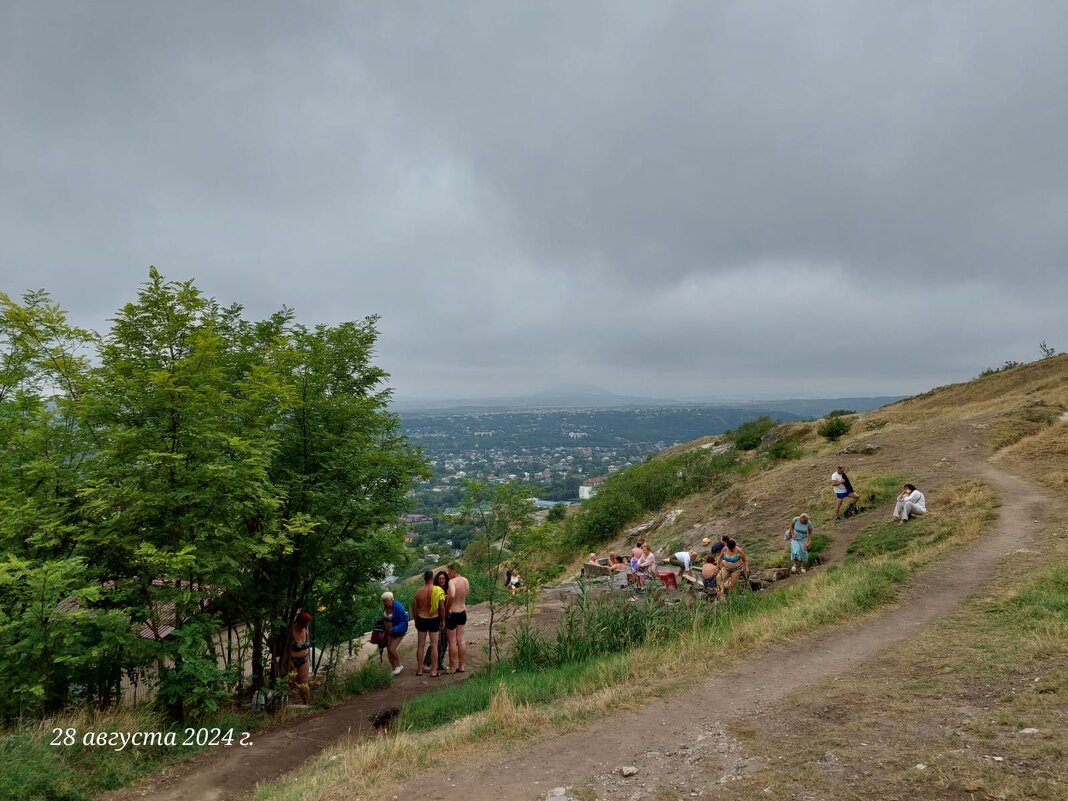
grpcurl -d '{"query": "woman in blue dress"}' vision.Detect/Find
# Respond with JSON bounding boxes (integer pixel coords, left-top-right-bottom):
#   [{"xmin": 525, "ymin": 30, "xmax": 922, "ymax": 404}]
[{"xmin": 788, "ymin": 513, "xmax": 813, "ymax": 574}]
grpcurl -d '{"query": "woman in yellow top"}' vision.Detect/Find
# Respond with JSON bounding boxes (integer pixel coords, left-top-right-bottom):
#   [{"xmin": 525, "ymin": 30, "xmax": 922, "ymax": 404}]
[{"xmin": 423, "ymin": 570, "xmax": 449, "ymax": 673}]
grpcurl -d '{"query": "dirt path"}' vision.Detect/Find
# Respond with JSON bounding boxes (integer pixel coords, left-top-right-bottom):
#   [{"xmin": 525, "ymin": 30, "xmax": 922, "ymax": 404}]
[
  {"xmin": 103, "ymin": 662, "xmax": 467, "ymax": 801},
  {"xmin": 389, "ymin": 442, "xmax": 1053, "ymax": 800},
  {"xmin": 104, "ymin": 590, "xmax": 574, "ymax": 801}
]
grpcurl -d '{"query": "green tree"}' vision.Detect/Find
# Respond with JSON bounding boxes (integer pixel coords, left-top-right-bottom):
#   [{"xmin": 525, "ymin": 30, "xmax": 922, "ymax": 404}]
[
  {"xmin": 460, "ymin": 481, "xmax": 534, "ymax": 667},
  {"xmin": 75, "ymin": 270, "xmax": 289, "ymax": 719},
  {"xmin": 239, "ymin": 317, "xmax": 429, "ymax": 688},
  {"xmin": 0, "ymin": 271, "xmax": 429, "ymax": 721}
]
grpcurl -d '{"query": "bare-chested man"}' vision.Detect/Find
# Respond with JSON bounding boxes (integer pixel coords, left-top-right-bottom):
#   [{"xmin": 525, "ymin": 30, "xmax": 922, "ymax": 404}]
[
  {"xmin": 412, "ymin": 570, "xmax": 444, "ymax": 677},
  {"xmin": 445, "ymin": 563, "xmax": 470, "ymax": 673}
]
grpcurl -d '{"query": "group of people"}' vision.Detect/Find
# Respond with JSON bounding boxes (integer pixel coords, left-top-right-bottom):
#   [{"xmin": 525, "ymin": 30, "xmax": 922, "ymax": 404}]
[
  {"xmin": 284, "ymin": 467, "xmax": 929, "ymax": 698},
  {"xmin": 588, "ymin": 535, "xmax": 751, "ymax": 596},
  {"xmin": 379, "ymin": 563, "xmax": 470, "ymax": 678}
]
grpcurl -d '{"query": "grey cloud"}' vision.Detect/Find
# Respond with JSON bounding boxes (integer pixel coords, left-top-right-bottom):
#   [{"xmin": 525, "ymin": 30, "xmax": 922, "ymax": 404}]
[{"xmin": 2, "ymin": 1, "xmax": 1067, "ymax": 401}]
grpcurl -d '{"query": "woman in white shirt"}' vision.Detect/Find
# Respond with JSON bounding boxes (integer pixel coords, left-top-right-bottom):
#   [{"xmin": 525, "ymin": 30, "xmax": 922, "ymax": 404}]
[{"xmin": 893, "ymin": 483, "xmax": 926, "ymax": 523}]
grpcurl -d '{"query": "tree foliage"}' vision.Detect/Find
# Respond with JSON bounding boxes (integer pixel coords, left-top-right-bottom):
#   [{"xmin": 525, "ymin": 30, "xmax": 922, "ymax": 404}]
[{"xmin": 0, "ymin": 271, "xmax": 427, "ymax": 721}]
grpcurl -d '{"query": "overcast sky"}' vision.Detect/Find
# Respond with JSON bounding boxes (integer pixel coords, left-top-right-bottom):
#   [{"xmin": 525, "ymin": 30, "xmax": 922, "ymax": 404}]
[{"xmin": 2, "ymin": 1, "xmax": 1066, "ymax": 403}]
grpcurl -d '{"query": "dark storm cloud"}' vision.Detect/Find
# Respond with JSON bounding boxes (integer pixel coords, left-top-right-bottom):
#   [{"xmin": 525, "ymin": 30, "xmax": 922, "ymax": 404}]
[{"xmin": 2, "ymin": 1, "xmax": 1066, "ymax": 401}]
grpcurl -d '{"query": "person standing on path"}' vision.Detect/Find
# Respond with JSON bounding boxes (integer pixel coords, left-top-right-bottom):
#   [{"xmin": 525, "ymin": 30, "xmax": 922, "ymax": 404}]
[
  {"xmin": 788, "ymin": 513, "xmax": 813, "ymax": 574},
  {"xmin": 894, "ymin": 483, "xmax": 927, "ymax": 523},
  {"xmin": 381, "ymin": 592, "xmax": 408, "ymax": 676},
  {"xmin": 412, "ymin": 570, "xmax": 444, "ymax": 677},
  {"xmin": 423, "ymin": 570, "xmax": 450, "ymax": 674},
  {"xmin": 446, "ymin": 563, "xmax": 470, "ymax": 674},
  {"xmin": 832, "ymin": 465, "xmax": 860, "ymax": 520}
]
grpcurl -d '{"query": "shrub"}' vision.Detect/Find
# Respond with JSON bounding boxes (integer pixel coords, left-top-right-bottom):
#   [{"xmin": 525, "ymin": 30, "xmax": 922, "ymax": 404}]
[
  {"xmin": 817, "ymin": 416, "xmax": 851, "ymax": 442},
  {"xmin": 546, "ymin": 504, "xmax": 567, "ymax": 522},
  {"xmin": 978, "ymin": 360, "xmax": 1021, "ymax": 378},
  {"xmin": 727, "ymin": 416, "xmax": 776, "ymax": 451},
  {"xmin": 825, "ymin": 409, "xmax": 856, "ymax": 417},
  {"xmin": 765, "ymin": 439, "xmax": 801, "ymax": 461}
]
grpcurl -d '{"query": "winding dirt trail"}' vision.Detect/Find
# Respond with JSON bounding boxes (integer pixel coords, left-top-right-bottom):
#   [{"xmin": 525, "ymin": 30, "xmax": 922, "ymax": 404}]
[{"xmin": 389, "ymin": 439, "xmax": 1055, "ymax": 800}]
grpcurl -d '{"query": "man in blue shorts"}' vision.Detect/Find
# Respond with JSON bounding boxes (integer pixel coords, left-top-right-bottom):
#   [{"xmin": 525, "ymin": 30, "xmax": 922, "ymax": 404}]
[{"xmin": 831, "ymin": 465, "xmax": 859, "ymax": 521}]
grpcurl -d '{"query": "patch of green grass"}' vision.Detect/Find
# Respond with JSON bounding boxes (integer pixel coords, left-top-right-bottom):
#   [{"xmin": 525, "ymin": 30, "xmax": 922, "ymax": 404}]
[
  {"xmin": 344, "ymin": 661, "xmax": 393, "ymax": 695},
  {"xmin": 0, "ymin": 708, "xmax": 256, "ymax": 801},
  {"xmin": 861, "ymin": 474, "xmax": 908, "ymax": 506},
  {"xmin": 846, "ymin": 518, "xmax": 931, "ymax": 558}
]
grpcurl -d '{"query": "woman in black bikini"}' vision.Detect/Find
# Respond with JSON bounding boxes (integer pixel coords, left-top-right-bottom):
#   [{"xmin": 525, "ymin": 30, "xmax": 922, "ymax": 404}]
[
  {"xmin": 288, "ymin": 612, "xmax": 313, "ymax": 704},
  {"xmin": 423, "ymin": 570, "xmax": 450, "ymax": 673}
]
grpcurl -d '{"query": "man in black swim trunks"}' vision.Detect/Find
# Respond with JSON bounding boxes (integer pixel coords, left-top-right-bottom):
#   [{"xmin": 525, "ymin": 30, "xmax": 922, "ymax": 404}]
[
  {"xmin": 412, "ymin": 570, "xmax": 445, "ymax": 677},
  {"xmin": 446, "ymin": 563, "xmax": 470, "ymax": 673}
]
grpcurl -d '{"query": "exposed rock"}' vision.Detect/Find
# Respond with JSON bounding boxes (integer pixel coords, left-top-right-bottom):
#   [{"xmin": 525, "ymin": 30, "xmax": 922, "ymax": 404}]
[
  {"xmin": 620, "ymin": 765, "xmax": 639, "ymax": 777},
  {"xmin": 840, "ymin": 441, "xmax": 881, "ymax": 455},
  {"xmin": 763, "ymin": 567, "xmax": 791, "ymax": 582},
  {"xmin": 663, "ymin": 508, "xmax": 684, "ymax": 527}
]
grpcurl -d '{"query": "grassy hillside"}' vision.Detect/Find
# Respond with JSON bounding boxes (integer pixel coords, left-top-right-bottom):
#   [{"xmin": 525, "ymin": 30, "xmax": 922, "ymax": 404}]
[{"xmin": 249, "ymin": 356, "xmax": 1068, "ymax": 800}]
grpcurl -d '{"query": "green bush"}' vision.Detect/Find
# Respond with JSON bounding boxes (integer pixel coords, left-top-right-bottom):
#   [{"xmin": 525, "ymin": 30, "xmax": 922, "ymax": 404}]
[
  {"xmin": 727, "ymin": 416, "xmax": 776, "ymax": 450},
  {"xmin": 817, "ymin": 416, "xmax": 851, "ymax": 442},
  {"xmin": 546, "ymin": 504, "xmax": 567, "ymax": 522},
  {"xmin": 765, "ymin": 439, "xmax": 801, "ymax": 461},
  {"xmin": 825, "ymin": 409, "xmax": 856, "ymax": 417}
]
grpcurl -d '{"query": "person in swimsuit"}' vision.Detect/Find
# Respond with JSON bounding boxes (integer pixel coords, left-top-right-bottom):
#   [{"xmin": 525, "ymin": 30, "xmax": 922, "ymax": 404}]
[
  {"xmin": 716, "ymin": 538, "xmax": 749, "ymax": 594},
  {"xmin": 413, "ymin": 570, "xmax": 445, "ymax": 677},
  {"xmin": 701, "ymin": 555, "xmax": 719, "ymax": 590},
  {"xmin": 381, "ymin": 591, "xmax": 408, "ymax": 676},
  {"xmin": 287, "ymin": 611, "xmax": 313, "ymax": 704},
  {"xmin": 422, "ymin": 570, "xmax": 450, "ymax": 674},
  {"xmin": 446, "ymin": 563, "xmax": 470, "ymax": 673}
]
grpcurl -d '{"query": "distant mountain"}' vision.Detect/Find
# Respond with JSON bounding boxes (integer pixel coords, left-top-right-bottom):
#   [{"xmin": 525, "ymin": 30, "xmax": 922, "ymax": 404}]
[{"xmin": 390, "ymin": 385, "xmax": 901, "ymax": 416}]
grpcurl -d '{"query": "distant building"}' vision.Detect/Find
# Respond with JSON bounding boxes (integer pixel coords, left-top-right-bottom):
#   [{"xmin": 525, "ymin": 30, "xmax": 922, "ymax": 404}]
[{"xmin": 579, "ymin": 476, "xmax": 607, "ymax": 500}]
